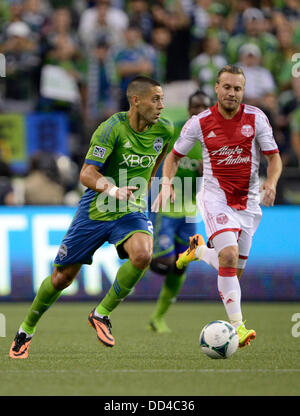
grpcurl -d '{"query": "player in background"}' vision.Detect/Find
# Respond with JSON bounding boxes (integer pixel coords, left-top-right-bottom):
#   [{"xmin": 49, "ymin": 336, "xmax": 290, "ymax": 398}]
[
  {"xmin": 9, "ymin": 76, "xmax": 174, "ymax": 358},
  {"xmin": 152, "ymin": 65, "xmax": 282, "ymax": 347},
  {"xmin": 148, "ymin": 91, "xmax": 212, "ymax": 333}
]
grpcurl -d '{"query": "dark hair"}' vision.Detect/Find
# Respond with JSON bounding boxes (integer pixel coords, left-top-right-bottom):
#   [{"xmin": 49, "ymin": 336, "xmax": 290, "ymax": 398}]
[
  {"xmin": 216, "ymin": 65, "xmax": 245, "ymax": 83},
  {"xmin": 126, "ymin": 76, "xmax": 161, "ymax": 102},
  {"xmin": 188, "ymin": 90, "xmax": 213, "ymax": 109}
]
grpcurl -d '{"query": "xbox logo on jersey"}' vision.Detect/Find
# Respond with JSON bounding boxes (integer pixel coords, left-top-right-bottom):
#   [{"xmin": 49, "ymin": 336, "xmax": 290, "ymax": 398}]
[{"xmin": 119, "ymin": 153, "xmax": 157, "ymax": 168}]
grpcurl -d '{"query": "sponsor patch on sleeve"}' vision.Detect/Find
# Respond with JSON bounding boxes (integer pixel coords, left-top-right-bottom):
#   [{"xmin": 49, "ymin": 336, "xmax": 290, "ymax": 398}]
[{"xmin": 93, "ymin": 145, "xmax": 106, "ymax": 159}]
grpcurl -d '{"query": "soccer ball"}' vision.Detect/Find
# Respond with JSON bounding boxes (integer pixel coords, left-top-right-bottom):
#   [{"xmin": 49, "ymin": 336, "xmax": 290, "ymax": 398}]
[{"xmin": 199, "ymin": 320, "xmax": 239, "ymax": 359}]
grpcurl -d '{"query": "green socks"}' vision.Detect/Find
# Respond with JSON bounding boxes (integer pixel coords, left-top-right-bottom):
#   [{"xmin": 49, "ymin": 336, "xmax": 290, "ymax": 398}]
[
  {"xmin": 151, "ymin": 272, "xmax": 186, "ymax": 320},
  {"xmin": 20, "ymin": 261, "xmax": 146, "ymax": 333},
  {"xmin": 21, "ymin": 276, "xmax": 62, "ymax": 335},
  {"xmin": 96, "ymin": 260, "xmax": 145, "ymax": 316},
  {"xmin": 19, "ymin": 263, "xmax": 182, "ymax": 335}
]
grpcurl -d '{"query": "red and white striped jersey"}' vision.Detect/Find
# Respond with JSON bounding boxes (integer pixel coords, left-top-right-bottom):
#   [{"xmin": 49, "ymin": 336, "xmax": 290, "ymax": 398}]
[{"xmin": 173, "ymin": 103, "xmax": 279, "ymax": 210}]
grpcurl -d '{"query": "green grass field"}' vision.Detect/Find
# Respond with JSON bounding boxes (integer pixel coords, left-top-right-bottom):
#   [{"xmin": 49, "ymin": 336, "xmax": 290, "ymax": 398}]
[{"xmin": 1, "ymin": 301, "xmax": 300, "ymax": 396}]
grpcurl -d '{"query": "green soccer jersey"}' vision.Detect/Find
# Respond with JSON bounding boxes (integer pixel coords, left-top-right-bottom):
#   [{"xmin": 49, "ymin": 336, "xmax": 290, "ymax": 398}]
[
  {"xmin": 161, "ymin": 120, "xmax": 203, "ymax": 218},
  {"xmin": 82, "ymin": 112, "xmax": 173, "ymax": 221}
]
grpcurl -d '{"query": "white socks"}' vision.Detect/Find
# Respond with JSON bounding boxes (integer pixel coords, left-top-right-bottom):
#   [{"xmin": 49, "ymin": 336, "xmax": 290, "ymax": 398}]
[
  {"xmin": 195, "ymin": 245, "xmax": 243, "ymax": 328},
  {"xmin": 217, "ymin": 267, "xmax": 242, "ymax": 328},
  {"xmin": 195, "ymin": 245, "xmax": 219, "ymax": 270}
]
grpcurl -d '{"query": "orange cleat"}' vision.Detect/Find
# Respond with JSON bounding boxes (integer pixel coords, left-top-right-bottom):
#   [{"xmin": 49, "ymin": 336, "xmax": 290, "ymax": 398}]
[
  {"xmin": 88, "ymin": 309, "xmax": 115, "ymax": 348},
  {"xmin": 9, "ymin": 332, "xmax": 33, "ymax": 359},
  {"xmin": 176, "ymin": 234, "xmax": 205, "ymax": 270}
]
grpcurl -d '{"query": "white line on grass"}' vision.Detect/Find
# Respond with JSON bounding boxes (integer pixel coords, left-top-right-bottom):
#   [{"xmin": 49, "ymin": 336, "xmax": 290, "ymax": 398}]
[{"xmin": 1, "ymin": 369, "xmax": 300, "ymax": 374}]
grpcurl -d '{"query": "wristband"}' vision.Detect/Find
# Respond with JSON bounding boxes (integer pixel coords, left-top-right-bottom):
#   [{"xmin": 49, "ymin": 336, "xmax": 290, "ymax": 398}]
[{"xmin": 108, "ymin": 186, "xmax": 119, "ymax": 197}]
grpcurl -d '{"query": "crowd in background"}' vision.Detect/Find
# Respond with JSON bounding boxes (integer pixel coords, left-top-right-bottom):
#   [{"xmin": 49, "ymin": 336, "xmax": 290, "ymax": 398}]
[{"xmin": 0, "ymin": 0, "xmax": 299, "ymax": 205}]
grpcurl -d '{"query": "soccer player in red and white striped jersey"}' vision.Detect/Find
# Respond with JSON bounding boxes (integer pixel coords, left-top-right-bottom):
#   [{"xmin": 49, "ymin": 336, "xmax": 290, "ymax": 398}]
[{"xmin": 152, "ymin": 65, "xmax": 282, "ymax": 347}]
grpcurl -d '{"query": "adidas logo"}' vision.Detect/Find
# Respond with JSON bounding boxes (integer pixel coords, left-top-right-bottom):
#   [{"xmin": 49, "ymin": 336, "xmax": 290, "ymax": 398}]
[
  {"xmin": 124, "ymin": 141, "xmax": 132, "ymax": 148},
  {"xmin": 207, "ymin": 131, "xmax": 216, "ymax": 138}
]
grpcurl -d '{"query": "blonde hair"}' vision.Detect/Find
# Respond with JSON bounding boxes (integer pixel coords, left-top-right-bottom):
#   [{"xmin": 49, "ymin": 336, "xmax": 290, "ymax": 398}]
[{"xmin": 216, "ymin": 65, "xmax": 245, "ymax": 83}]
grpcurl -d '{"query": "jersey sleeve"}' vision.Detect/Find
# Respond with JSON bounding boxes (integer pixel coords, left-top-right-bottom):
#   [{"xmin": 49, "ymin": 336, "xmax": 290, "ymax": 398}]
[
  {"xmin": 255, "ymin": 111, "xmax": 279, "ymax": 155},
  {"xmin": 172, "ymin": 115, "xmax": 201, "ymax": 157},
  {"xmin": 85, "ymin": 119, "xmax": 118, "ymax": 168}
]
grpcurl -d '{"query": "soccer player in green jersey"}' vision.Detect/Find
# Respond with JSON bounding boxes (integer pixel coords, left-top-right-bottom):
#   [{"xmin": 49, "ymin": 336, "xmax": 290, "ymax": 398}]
[
  {"xmin": 148, "ymin": 91, "xmax": 212, "ymax": 333},
  {"xmin": 9, "ymin": 76, "xmax": 173, "ymax": 358}
]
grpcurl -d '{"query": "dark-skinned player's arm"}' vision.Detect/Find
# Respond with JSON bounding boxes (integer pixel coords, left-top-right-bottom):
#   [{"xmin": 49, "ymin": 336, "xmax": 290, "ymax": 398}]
[
  {"xmin": 151, "ymin": 150, "xmax": 181, "ymax": 212},
  {"xmin": 80, "ymin": 163, "xmax": 137, "ymax": 201},
  {"xmin": 148, "ymin": 143, "xmax": 169, "ymax": 191}
]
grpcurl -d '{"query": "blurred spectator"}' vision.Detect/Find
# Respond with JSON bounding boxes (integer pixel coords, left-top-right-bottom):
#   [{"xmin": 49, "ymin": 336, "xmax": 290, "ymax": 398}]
[
  {"xmin": 279, "ymin": 0, "xmax": 300, "ymax": 25},
  {"xmin": 261, "ymin": 91, "xmax": 292, "ymax": 167},
  {"xmin": 39, "ymin": 30, "xmax": 83, "ymax": 108},
  {"xmin": 37, "ymin": 9, "xmax": 86, "ymax": 166},
  {"xmin": 114, "ymin": 24, "xmax": 156, "ymax": 110},
  {"xmin": 238, "ymin": 43, "xmax": 276, "ymax": 106},
  {"xmin": 127, "ymin": 0, "xmax": 153, "ymax": 43},
  {"xmin": 151, "ymin": 25, "xmax": 172, "ymax": 83},
  {"xmin": 278, "ymin": 76, "xmax": 299, "ymax": 121},
  {"xmin": 290, "ymin": 106, "xmax": 300, "ymax": 167},
  {"xmin": 0, "ymin": 21, "xmax": 41, "ymax": 113},
  {"xmin": 23, "ymin": 151, "xmax": 65, "ymax": 205},
  {"xmin": 78, "ymin": 0, "xmax": 125, "ymax": 49},
  {"xmin": 287, "ymin": 75, "xmax": 300, "ymax": 167},
  {"xmin": 0, "ymin": 1, "xmax": 10, "ymax": 32},
  {"xmin": 190, "ymin": 35, "xmax": 226, "ymax": 99},
  {"xmin": 190, "ymin": 0, "xmax": 211, "ymax": 42},
  {"xmin": 84, "ymin": 36, "xmax": 120, "ymax": 129},
  {"xmin": 40, "ymin": 7, "xmax": 80, "ymax": 58},
  {"xmin": 22, "ymin": 0, "xmax": 49, "ymax": 36},
  {"xmin": 226, "ymin": 0, "xmax": 253, "ymax": 35},
  {"xmin": 276, "ymin": 75, "xmax": 300, "ymax": 167},
  {"xmin": 274, "ymin": 22, "xmax": 297, "ymax": 90},
  {"xmin": 205, "ymin": 2, "xmax": 230, "ymax": 53},
  {"xmin": 0, "ymin": 156, "xmax": 16, "ymax": 206},
  {"xmin": 226, "ymin": 7, "xmax": 279, "ymax": 76},
  {"xmin": 3, "ymin": 0, "xmax": 24, "ymax": 26},
  {"xmin": 78, "ymin": 0, "xmax": 128, "ymax": 49},
  {"xmin": 151, "ymin": 0, "xmax": 191, "ymax": 82}
]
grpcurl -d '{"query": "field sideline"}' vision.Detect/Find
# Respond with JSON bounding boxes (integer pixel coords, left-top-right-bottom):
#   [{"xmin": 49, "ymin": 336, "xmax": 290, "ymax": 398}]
[{"xmin": 0, "ymin": 301, "xmax": 300, "ymax": 396}]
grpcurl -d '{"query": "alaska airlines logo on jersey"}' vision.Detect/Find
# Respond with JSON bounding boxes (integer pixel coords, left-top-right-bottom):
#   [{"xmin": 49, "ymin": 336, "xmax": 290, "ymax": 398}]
[
  {"xmin": 211, "ymin": 145, "xmax": 250, "ymax": 165},
  {"xmin": 119, "ymin": 153, "xmax": 158, "ymax": 168},
  {"xmin": 153, "ymin": 137, "xmax": 163, "ymax": 153},
  {"xmin": 241, "ymin": 124, "xmax": 254, "ymax": 137}
]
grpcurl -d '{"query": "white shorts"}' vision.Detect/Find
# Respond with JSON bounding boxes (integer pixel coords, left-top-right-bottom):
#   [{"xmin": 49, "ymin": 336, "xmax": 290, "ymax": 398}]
[{"xmin": 197, "ymin": 189, "xmax": 262, "ymax": 267}]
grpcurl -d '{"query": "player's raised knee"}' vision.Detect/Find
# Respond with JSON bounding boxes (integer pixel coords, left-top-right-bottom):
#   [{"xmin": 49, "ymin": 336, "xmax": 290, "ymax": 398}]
[
  {"xmin": 218, "ymin": 246, "xmax": 238, "ymax": 268},
  {"xmin": 130, "ymin": 249, "xmax": 152, "ymax": 270}
]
